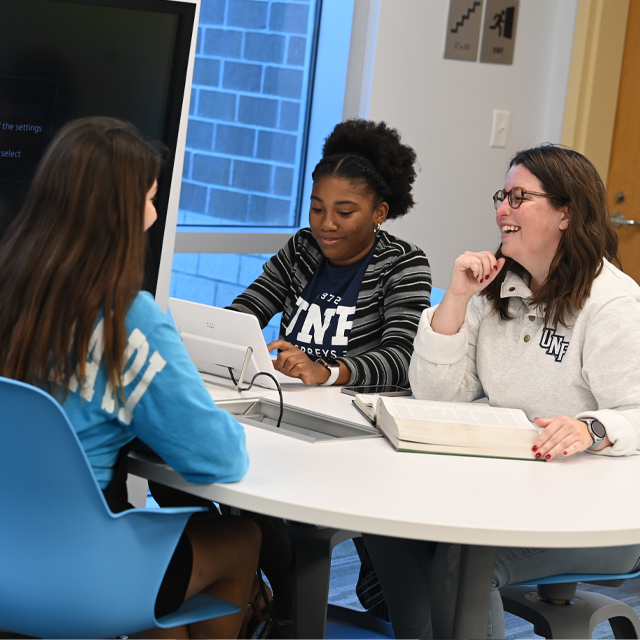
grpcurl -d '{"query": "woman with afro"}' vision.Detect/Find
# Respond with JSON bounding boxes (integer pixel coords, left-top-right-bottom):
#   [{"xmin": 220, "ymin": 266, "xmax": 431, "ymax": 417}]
[
  {"xmin": 230, "ymin": 118, "xmax": 431, "ymax": 388},
  {"xmin": 225, "ymin": 119, "xmax": 431, "ymax": 633}
]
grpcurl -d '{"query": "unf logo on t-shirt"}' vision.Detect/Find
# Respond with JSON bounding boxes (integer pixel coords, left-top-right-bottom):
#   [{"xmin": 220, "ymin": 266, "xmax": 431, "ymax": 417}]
[
  {"xmin": 284, "ymin": 240, "xmax": 377, "ymax": 360},
  {"xmin": 285, "ymin": 294, "xmax": 356, "ymax": 359}
]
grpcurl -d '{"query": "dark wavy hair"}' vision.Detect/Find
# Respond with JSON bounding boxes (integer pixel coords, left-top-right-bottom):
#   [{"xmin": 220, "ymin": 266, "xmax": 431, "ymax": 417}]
[
  {"xmin": 0, "ymin": 116, "xmax": 161, "ymax": 400},
  {"xmin": 311, "ymin": 119, "xmax": 417, "ymax": 220},
  {"xmin": 481, "ymin": 145, "xmax": 619, "ymax": 328}
]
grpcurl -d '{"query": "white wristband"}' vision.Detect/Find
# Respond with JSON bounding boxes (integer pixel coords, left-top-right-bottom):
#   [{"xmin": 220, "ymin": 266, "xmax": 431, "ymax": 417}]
[{"xmin": 319, "ymin": 366, "xmax": 340, "ymax": 386}]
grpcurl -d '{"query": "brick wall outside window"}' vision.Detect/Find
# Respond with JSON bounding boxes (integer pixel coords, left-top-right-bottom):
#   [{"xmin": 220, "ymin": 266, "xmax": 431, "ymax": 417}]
[
  {"xmin": 177, "ymin": 0, "xmax": 316, "ymax": 227},
  {"xmin": 170, "ymin": 0, "xmax": 317, "ymax": 340}
]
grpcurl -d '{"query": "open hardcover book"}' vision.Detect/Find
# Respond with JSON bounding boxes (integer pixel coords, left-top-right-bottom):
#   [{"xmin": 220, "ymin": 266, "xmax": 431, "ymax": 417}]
[
  {"xmin": 365, "ymin": 395, "xmax": 542, "ymax": 461},
  {"xmin": 352, "ymin": 394, "xmax": 379, "ymax": 423}
]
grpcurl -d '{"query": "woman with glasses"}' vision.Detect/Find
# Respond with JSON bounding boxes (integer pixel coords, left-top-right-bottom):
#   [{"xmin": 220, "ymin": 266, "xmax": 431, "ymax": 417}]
[{"xmin": 362, "ymin": 145, "xmax": 640, "ymax": 639}]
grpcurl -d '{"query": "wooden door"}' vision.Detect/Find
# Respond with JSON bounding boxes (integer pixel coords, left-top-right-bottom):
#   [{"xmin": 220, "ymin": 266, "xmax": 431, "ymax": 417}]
[{"xmin": 607, "ymin": 0, "xmax": 640, "ymax": 284}]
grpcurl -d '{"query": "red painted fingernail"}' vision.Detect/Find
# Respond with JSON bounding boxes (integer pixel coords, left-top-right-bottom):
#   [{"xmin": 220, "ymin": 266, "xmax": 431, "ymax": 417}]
[
  {"xmin": 532, "ymin": 445, "xmax": 538, "ymax": 451},
  {"xmin": 535, "ymin": 452, "xmax": 542, "ymax": 459},
  {"xmin": 484, "ymin": 275, "xmax": 490, "ymax": 281},
  {"xmin": 493, "ymin": 265, "xmax": 498, "ymax": 271},
  {"xmin": 545, "ymin": 454, "xmax": 551, "ymax": 460},
  {"xmin": 563, "ymin": 451, "xmax": 568, "ymax": 456}
]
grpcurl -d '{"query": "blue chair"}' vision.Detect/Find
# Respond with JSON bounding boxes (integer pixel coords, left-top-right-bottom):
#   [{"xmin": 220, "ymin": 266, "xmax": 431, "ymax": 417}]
[
  {"xmin": 501, "ymin": 570, "xmax": 640, "ymax": 638},
  {"xmin": 0, "ymin": 377, "xmax": 239, "ymax": 639}
]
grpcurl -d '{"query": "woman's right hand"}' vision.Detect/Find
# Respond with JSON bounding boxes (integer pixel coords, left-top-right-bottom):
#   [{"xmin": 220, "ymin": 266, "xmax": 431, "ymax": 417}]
[
  {"xmin": 431, "ymin": 252, "xmax": 505, "ymax": 336},
  {"xmin": 447, "ymin": 251, "xmax": 506, "ymax": 299}
]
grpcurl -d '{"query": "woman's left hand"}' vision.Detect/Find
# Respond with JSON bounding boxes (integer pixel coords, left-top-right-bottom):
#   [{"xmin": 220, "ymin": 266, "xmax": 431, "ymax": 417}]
[
  {"xmin": 532, "ymin": 416, "xmax": 604, "ymax": 460},
  {"xmin": 267, "ymin": 340, "xmax": 332, "ymax": 386}
]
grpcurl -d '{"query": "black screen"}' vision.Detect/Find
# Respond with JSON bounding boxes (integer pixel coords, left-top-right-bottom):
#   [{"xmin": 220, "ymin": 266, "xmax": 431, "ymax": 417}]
[{"xmin": 0, "ymin": 0, "xmax": 196, "ymax": 293}]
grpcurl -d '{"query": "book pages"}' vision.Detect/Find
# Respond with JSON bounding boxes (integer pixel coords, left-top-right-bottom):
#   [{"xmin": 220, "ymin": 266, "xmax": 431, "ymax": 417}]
[
  {"xmin": 352, "ymin": 394, "xmax": 381, "ymax": 422},
  {"xmin": 378, "ymin": 397, "xmax": 537, "ymax": 431}
]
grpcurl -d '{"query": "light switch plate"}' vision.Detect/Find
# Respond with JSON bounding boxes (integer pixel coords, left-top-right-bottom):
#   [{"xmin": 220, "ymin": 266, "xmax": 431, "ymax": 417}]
[{"xmin": 490, "ymin": 109, "xmax": 510, "ymax": 147}]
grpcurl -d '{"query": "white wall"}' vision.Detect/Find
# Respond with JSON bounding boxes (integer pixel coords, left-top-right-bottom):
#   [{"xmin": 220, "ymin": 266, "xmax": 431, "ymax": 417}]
[{"xmin": 368, "ymin": 0, "xmax": 579, "ymax": 289}]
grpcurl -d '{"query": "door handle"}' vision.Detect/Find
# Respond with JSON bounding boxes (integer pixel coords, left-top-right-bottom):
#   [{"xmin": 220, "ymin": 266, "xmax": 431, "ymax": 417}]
[{"xmin": 611, "ymin": 211, "xmax": 640, "ymax": 227}]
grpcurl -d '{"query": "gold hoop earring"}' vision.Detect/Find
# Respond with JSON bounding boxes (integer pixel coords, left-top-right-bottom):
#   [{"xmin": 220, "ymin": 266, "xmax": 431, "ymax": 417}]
[{"xmin": 374, "ymin": 222, "xmax": 382, "ymax": 234}]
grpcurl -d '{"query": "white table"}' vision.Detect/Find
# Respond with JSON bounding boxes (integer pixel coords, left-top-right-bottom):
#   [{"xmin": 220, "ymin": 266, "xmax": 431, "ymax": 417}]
[{"xmin": 129, "ymin": 379, "xmax": 640, "ymax": 638}]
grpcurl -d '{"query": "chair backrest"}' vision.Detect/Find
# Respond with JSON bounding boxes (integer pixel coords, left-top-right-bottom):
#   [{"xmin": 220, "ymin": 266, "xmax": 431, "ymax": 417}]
[{"xmin": 0, "ymin": 377, "xmax": 196, "ymax": 638}]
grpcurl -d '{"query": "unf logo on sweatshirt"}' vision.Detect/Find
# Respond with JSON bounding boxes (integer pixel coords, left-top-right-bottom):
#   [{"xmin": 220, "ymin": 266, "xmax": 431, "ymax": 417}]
[{"xmin": 540, "ymin": 328, "xmax": 570, "ymax": 362}]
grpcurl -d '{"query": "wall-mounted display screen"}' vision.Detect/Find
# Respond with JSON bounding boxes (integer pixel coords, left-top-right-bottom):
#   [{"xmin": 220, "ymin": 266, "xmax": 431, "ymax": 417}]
[{"xmin": 0, "ymin": 0, "xmax": 196, "ymax": 293}]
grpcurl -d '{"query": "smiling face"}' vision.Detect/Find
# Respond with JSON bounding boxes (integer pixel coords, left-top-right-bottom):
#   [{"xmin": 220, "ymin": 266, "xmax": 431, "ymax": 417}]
[
  {"xmin": 309, "ymin": 175, "xmax": 388, "ymax": 267},
  {"xmin": 497, "ymin": 164, "xmax": 571, "ymax": 291}
]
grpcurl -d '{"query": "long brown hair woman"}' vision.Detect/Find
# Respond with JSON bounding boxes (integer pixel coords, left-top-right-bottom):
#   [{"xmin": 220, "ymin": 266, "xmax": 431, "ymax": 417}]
[{"xmin": 0, "ymin": 117, "xmax": 260, "ymax": 639}]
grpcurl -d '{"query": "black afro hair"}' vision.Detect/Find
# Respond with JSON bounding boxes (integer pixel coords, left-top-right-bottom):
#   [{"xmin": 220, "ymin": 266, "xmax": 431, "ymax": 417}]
[{"xmin": 311, "ymin": 119, "xmax": 418, "ymax": 220}]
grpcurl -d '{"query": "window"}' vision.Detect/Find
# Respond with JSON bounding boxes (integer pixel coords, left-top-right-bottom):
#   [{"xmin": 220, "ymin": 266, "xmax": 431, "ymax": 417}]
[
  {"xmin": 179, "ymin": 0, "xmax": 322, "ymax": 228},
  {"xmin": 169, "ymin": 0, "xmax": 356, "ymax": 334}
]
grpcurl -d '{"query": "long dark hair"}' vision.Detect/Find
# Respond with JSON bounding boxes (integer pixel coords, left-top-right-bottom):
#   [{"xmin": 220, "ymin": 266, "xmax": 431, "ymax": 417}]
[
  {"xmin": 0, "ymin": 116, "xmax": 161, "ymax": 400},
  {"xmin": 311, "ymin": 119, "xmax": 417, "ymax": 219},
  {"xmin": 482, "ymin": 145, "xmax": 619, "ymax": 328}
]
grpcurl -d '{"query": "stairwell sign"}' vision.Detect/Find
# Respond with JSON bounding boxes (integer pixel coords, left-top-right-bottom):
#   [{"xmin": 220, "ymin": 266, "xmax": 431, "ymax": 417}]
[{"xmin": 444, "ymin": 0, "xmax": 484, "ymax": 62}]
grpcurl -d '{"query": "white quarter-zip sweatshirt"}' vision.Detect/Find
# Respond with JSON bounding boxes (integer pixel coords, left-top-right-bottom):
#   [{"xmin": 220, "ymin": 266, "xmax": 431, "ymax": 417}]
[{"xmin": 410, "ymin": 260, "xmax": 640, "ymax": 456}]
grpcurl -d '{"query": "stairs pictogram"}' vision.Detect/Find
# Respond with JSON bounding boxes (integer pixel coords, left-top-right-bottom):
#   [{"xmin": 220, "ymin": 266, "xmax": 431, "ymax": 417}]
[{"xmin": 450, "ymin": 1, "xmax": 482, "ymax": 33}]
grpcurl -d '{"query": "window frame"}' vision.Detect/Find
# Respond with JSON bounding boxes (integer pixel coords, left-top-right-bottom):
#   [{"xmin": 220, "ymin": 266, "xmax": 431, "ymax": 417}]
[{"xmin": 158, "ymin": 0, "xmax": 381, "ymax": 310}]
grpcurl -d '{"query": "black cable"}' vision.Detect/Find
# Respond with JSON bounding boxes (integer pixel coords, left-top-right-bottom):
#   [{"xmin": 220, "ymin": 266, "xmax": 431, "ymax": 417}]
[{"xmin": 228, "ymin": 369, "xmax": 284, "ymax": 429}]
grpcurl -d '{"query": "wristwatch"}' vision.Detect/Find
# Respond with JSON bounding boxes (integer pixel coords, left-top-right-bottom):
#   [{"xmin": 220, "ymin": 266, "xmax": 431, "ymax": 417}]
[
  {"xmin": 316, "ymin": 356, "xmax": 340, "ymax": 386},
  {"xmin": 580, "ymin": 418, "xmax": 607, "ymax": 449}
]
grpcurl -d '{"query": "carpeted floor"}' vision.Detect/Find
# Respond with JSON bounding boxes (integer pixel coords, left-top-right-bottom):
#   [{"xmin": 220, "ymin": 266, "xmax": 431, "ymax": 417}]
[
  {"xmin": 328, "ymin": 539, "xmax": 640, "ymax": 639},
  {"xmin": 3, "ymin": 531, "xmax": 636, "ymax": 639}
]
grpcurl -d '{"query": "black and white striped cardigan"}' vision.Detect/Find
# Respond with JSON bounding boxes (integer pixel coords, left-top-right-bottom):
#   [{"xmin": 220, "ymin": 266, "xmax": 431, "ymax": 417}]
[{"xmin": 229, "ymin": 228, "xmax": 431, "ymax": 386}]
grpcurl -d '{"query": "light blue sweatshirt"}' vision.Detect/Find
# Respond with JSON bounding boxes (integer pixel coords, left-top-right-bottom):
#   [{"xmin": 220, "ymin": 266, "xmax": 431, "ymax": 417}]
[{"xmin": 62, "ymin": 291, "xmax": 249, "ymax": 489}]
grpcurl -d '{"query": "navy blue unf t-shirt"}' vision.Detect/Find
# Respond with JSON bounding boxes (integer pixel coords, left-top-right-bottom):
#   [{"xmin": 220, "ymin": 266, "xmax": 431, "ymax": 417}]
[{"xmin": 284, "ymin": 240, "xmax": 377, "ymax": 360}]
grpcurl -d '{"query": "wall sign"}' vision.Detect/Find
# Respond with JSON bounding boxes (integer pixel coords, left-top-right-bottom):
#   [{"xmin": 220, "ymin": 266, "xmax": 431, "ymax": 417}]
[
  {"xmin": 480, "ymin": 0, "xmax": 519, "ymax": 64},
  {"xmin": 444, "ymin": 0, "xmax": 484, "ymax": 62}
]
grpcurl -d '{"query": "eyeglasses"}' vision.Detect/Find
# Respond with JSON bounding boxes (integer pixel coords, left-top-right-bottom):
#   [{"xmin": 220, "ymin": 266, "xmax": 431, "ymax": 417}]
[{"xmin": 493, "ymin": 187, "xmax": 553, "ymax": 210}]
